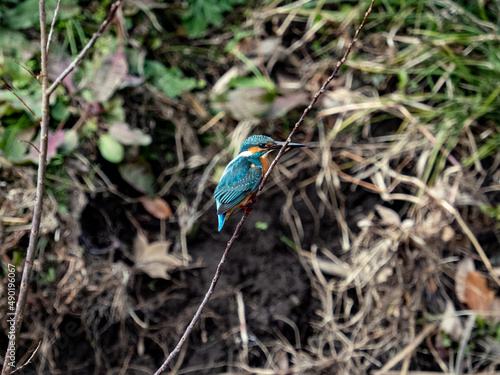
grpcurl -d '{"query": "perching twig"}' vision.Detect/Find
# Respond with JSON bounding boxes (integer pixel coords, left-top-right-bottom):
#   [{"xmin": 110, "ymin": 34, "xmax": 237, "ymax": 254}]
[
  {"xmin": 153, "ymin": 212, "xmax": 251, "ymax": 375},
  {"xmin": 153, "ymin": 1, "xmax": 376, "ymax": 373},
  {"xmin": 257, "ymin": 0, "xmax": 375, "ymax": 194},
  {"xmin": 0, "ymin": 2, "xmax": 123, "ymax": 374}
]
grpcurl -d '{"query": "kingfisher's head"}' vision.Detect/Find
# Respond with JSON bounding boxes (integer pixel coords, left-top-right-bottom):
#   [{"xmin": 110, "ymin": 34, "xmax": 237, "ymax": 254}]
[{"xmin": 239, "ymin": 135, "xmax": 305, "ymax": 157}]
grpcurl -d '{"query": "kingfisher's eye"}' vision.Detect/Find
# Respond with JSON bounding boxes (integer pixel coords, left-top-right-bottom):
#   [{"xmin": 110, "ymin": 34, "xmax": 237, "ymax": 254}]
[{"xmin": 259, "ymin": 143, "xmax": 266, "ymax": 148}]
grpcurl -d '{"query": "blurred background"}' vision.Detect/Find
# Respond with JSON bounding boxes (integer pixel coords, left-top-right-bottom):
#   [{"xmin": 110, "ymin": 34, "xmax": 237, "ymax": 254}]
[{"xmin": 1, "ymin": 0, "xmax": 500, "ymax": 373}]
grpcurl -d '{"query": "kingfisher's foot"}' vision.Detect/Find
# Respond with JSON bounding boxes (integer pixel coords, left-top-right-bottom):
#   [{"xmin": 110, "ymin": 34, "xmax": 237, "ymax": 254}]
[
  {"xmin": 241, "ymin": 197, "xmax": 255, "ymax": 214},
  {"xmin": 241, "ymin": 205, "xmax": 253, "ymax": 214}
]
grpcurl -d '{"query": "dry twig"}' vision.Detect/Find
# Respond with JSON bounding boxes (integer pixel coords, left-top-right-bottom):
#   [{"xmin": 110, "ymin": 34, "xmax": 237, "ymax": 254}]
[{"xmin": 0, "ymin": 2, "xmax": 123, "ymax": 374}]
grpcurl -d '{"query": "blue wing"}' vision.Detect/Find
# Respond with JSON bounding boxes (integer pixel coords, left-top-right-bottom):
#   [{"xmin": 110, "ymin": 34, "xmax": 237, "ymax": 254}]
[{"xmin": 214, "ymin": 156, "xmax": 262, "ymax": 216}]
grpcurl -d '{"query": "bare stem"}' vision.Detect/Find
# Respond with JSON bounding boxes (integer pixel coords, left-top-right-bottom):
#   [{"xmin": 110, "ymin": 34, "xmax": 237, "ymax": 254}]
[
  {"xmin": 1, "ymin": 1, "xmax": 49, "ymax": 374},
  {"xmin": 0, "ymin": 2, "xmax": 123, "ymax": 374},
  {"xmin": 153, "ymin": 0, "xmax": 376, "ymax": 373}
]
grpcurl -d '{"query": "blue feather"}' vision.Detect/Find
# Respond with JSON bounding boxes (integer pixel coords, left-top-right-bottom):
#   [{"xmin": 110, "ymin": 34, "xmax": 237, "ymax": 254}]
[
  {"xmin": 218, "ymin": 213, "xmax": 227, "ymax": 231},
  {"xmin": 214, "ymin": 136, "xmax": 275, "ymax": 230}
]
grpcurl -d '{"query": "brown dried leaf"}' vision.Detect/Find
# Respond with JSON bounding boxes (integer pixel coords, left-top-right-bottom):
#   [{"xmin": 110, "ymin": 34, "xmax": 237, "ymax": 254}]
[
  {"xmin": 140, "ymin": 196, "xmax": 172, "ymax": 220},
  {"xmin": 133, "ymin": 233, "xmax": 181, "ymax": 279},
  {"xmin": 464, "ymin": 271, "xmax": 495, "ymax": 312},
  {"xmin": 456, "ymin": 258, "xmax": 496, "ymax": 314}
]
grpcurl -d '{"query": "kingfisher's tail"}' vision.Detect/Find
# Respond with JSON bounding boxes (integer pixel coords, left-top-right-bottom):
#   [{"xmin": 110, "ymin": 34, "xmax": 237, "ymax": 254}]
[{"xmin": 218, "ymin": 213, "xmax": 226, "ymax": 232}]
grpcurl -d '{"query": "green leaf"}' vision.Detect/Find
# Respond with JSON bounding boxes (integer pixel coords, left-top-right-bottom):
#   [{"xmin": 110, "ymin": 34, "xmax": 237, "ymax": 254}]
[
  {"xmin": 98, "ymin": 133, "xmax": 124, "ymax": 163},
  {"xmin": 144, "ymin": 61, "xmax": 199, "ymax": 98},
  {"xmin": 51, "ymin": 100, "xmax": 70, "ymax": 121},
  {"xmin": 280, "ymin": 235, "xmax": 296, "ymax": 251},
  {"xmin": 181, "ymin": 0, "xmax": 245, "ymax": 38},
  {"xmin": 82, "ymin": 120, "xmax": 98, "ymax": 138},
  {"xmin": 255, "ymin": 222, "xmax": 268, "ymax": 230},
  {"xmin": 0, "ymin": 125, "xmax": 35, "ymax": 163}
]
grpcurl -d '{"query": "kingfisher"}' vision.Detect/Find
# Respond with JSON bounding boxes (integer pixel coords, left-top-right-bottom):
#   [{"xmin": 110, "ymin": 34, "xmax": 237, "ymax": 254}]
[{"xmin": 214, "ymin": 135, "xmax": 305, "ymax": 231}]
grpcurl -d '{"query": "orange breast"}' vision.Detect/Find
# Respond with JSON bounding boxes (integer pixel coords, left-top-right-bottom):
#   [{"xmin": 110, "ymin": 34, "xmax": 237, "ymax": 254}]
[{"xmin": 260, "ymin": 155, "xmax": 270, "ymax": 176}]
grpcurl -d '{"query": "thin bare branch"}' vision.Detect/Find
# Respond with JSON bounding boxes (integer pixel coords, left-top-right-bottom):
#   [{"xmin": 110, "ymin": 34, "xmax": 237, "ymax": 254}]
[
  {"xmin": 13, "ymin": 59, "xmax": 41, "ymax": 83},
  {"xmin": 153, "ymin": 212, "xmax": 250, "ymax": 375},
  {"xmin": 47, "ymin": 0, "xmax": 123, "ymax": 96},
  {"xmin": 46, "ymin": 0, "xmax": 61, "ymax": 55},
  {"xmin": 0, "ymin": 2, "xmax": 124, "ymax": 374},
  {"xmin": 1, "ymin": 1, "xmax": 49, "ymax": 375},
  {"xmin": 19, "ymin": 140, "xmax": 41, "ymax": 154},
  {"xmin": 153, "ymin": 1, "xmax": 376, "ymax": 373}
]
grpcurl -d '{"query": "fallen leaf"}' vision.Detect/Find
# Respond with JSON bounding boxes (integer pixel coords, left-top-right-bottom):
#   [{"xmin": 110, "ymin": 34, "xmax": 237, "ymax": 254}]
[
  {"xmin": 264, "ymin": 92, "xmax": 308, "ymax": 119},
  {"xmin": 48, "ymin": 47, "xmax": 76, "ymax": 94},
  {"xmin": 140, "ymin": 196, "xmax": 172, "ymax": 220},
  {"xmin": 464, "ymin": 271, "xmax": 494, "ymax": 312},
  {"xmin": 216, "ymin": 87, "xmax": 271, "ymax": 120},
  {"xmin": 456, "ymin": 258, "xmax": 498, "ymax": 316},
  {"xmin": 133, "ymin": 232, "xmax": 182, "ymax": 279}
]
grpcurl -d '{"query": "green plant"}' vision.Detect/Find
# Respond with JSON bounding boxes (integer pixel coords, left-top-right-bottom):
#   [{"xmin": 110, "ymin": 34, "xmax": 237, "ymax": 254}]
[
  {"xmin": 181, "ymin": 0, "xmax": 245, "ymax": 38},
  {"xmin": 144, "ymin": 60, "xmax": 204, "ymax": 98}
]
